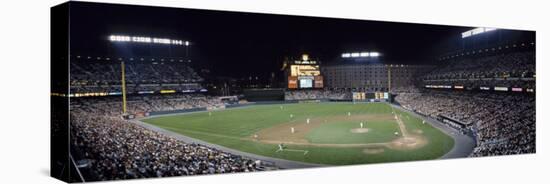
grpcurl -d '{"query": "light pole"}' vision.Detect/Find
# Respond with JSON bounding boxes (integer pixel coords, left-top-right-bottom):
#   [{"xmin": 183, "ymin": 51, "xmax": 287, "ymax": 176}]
[{"xmin": 121, "ymin": 60, "xmax": 127, "ymax": 115}]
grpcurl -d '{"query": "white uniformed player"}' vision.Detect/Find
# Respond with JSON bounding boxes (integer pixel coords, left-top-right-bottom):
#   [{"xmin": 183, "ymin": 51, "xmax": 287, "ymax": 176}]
[
  {"xmin": 306, "ymin": 118, "xmax": 310, "ymax": 124},
  {"xmin": 278, "ymin": 143, "xmax": 284, "ymax": 151},
  {"xmin": 291, "ymin": 127, "xmax": 295, "ymax": 133}
]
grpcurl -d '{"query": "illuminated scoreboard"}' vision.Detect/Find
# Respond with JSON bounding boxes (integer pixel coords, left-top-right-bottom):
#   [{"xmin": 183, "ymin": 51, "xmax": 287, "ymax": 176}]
[{"xmin": 286, "ymin": 54, "xmax": 323, "ymax": 89}]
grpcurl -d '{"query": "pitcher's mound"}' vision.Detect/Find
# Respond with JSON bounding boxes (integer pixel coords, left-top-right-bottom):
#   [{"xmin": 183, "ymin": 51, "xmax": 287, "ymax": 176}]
[
  {"xmin": 363, "ymin": 148, "xmax": 384, "ymax": 154},
  {"xmin": 413, "ymin": 129, "xmax": 423, "ymax": 134},
  {"xmin": 350, "ymin": 128, "xmax": 370, "ymax": 133}
]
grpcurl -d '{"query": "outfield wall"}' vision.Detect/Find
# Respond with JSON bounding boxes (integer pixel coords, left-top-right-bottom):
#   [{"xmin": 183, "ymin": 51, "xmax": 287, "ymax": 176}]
[{"xmin": 243, "ymin": 89, "xmax": 285, "ymax": 101}]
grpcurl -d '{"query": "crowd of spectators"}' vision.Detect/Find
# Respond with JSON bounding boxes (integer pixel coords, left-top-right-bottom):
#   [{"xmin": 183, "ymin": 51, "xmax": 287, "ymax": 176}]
[
  {"xmin": 70, "ymin": 59, "xmax": 204, "ymax": 93},
  {"xmin": 423, "ymin": 51, "xmax": 535, "ymax": 89},
  {"xmin": 72, "ymin": 94, "xmax": 224, "ymax": 115},
  {"xmin": 390, "ymin": 86, "xmax": 422, "ymax": 93},
  {"xmin": 284, "ymin": 89, "xmax": 351, "ymax": 100},
  {"xmin": 70, "ymin": 95, "xmax": 266, "ymax": 181},
  {"xmin": 395, "ymin": 90, "xmax": 535, "ymax": 156},
  {"xmin": 135, "ymin": 94, "xmax": 224, "ymax": 112},
  {"xmin": 425, "ymin": 51, "xmax": 535, "ymax": 80}
]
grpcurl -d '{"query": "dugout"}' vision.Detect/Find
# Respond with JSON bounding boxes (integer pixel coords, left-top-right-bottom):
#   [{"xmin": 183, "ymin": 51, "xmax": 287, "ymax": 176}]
[{"xmin": 439, "ymin": 114, "xmax": 473, "ymax": 134}]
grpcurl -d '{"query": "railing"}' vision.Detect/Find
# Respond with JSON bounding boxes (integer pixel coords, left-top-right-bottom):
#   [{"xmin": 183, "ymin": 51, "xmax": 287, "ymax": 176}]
[{"xmin": 69, "ymin": 154, "xmax": 86, "ymax": 183}]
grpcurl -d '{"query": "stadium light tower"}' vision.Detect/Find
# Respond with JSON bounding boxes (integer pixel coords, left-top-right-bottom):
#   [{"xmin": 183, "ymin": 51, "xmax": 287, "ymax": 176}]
[
  {"xmin": 108, "ymin": 34, "xmax": 190, "ymax": 116},
  {"xmin": 185, "ymin": 41, "xmax": 191, "ymax": 61}
]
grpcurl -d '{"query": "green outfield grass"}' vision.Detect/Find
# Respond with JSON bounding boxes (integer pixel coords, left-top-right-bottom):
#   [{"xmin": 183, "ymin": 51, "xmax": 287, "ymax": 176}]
[{"xmin": 142, "ymin": 102, "xmax": 454, "ymax": 165}]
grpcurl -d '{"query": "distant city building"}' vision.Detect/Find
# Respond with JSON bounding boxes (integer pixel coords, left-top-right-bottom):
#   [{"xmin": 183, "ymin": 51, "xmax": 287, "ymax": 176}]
[{"xmin": 321, "ymin": 63, "xmax": 433, "ymax": 91}]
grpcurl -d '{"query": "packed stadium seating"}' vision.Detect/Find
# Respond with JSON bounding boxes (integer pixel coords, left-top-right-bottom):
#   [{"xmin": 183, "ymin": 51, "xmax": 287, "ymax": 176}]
[
  {"xmin": 395, "ymin": 48, "xmax": 536, "ymax": 157},
  {"xmin": 395, "ymin": 88, "xmax": 535, "ymax": 157},
  {"xmin": 70, "ymin": 59, "xmax": 204, "ymax": 93},
  {"xmin": 70, "ymin": 95, "xmax": 263, "ymax": 181},
  {"xmin": 71, "ymin": 94, "xmax": 223, "ymax": 114},
  {"xmin": 423, "ymin": 51, "xmax": 535, "ymax": 89},
  {"xmin": 67, "ymin": 56, "xmax": 269, "ymax": 181}
]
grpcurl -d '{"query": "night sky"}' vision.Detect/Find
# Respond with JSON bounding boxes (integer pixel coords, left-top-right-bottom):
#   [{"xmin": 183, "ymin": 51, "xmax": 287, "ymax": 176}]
[{"xmin": 68, "ymin": 2, "xmax": 489, "ymax": 79}]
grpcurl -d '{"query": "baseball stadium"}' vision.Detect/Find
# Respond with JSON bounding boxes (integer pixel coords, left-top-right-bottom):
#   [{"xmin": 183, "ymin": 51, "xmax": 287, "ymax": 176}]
[{"xmin": 51, "ymin": 1, "xmax": 536, "ymax": 182}]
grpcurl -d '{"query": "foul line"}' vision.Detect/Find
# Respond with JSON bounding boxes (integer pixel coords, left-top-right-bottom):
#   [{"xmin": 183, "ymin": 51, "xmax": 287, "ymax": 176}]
[
  {"xmin": 392, "ymin": 108, "xmax": 409, "ymax": 137},
  {"xmin": 276, "ymin": 148, "xmax": 309, "ymax": 155}
]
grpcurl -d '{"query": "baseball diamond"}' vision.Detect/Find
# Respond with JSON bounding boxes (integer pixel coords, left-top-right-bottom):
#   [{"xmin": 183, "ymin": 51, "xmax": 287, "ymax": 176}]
[{"xmin": 141, "ymin": 102, "xmax": 455, "ymax": 165}]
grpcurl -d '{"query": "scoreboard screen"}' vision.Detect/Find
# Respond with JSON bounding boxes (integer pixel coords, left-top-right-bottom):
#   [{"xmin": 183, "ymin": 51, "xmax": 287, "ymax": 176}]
[{"xmin": 299, "ymin": 78, "xmax": 313, "ymax": 88}]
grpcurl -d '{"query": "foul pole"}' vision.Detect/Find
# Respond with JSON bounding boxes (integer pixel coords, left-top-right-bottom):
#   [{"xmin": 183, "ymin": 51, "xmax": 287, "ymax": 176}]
[
  {"xmin": 387, "ymin": 66, "xmax": 391, "ymax": 92},
  {"xmin": 121, "ymin": 61, "xmax": 127, "ymax": 114}
]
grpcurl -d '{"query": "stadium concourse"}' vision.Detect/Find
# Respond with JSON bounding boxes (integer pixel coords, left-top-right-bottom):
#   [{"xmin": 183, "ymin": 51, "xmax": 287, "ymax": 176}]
[{"xmin": 68, "ymin": 48, "xmax": 534, "ymax": 181}]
